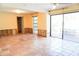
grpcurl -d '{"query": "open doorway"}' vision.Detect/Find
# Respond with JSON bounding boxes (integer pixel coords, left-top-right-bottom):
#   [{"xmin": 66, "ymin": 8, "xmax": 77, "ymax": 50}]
[
  {"xmin": 33, "ymin": 16, "xmax": 38, "ymax": 34},
  {"xmin": 17, "ymin": 16, "xmax": 23, "ymax": 33}
]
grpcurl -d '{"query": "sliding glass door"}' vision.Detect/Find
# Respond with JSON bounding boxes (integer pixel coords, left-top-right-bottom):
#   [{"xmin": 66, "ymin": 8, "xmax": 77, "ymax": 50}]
[
  {"xmin": 50, "ymin": 12, "xmax": 79, "ymax": 42},
  {"xmin": 64, "ymin": 12, "xmax": 79, "ymax": 42},
  {"xmin": 51, "ymin": 15, "xmax": 63, "ymax": 39}
]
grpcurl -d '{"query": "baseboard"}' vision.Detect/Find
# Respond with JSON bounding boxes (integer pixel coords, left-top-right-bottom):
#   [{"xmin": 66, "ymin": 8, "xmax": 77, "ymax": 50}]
[
  {"xmin": 38, "ymin": 29, "xmax": 47, "ymax": 37},
  {"xmin": 0, "ymin": 29, "xmax": 17, "ymax": 37},
  {"xmin": 0, "ymin": 28, "xmax": 47, "ymax": 37},
  {"xmin": 24, "ymin": 28, "xmax": 33, "ymax": 34}
]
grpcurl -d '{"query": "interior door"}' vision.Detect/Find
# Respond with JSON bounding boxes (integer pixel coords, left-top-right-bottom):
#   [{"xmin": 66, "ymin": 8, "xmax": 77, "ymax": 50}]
[{"xmin": 17, "ymin": 17, "xmax": 23, "ymax": 33}]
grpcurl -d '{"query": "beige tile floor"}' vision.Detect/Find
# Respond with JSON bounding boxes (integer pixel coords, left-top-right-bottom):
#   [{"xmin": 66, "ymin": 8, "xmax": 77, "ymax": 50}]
[
  {"xmin": 0, "ymin": 34, "xmax": 49, "ymax": 56},
  {"xmin": 0, "ymin": 34, "xmax": 79, "ymax": 56}
]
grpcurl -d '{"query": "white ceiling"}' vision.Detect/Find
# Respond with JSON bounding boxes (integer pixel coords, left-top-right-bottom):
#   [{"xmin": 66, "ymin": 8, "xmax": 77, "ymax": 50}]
[{"xmin": 0, "ymin": 3, "xmax": 73, "ymax": 13}]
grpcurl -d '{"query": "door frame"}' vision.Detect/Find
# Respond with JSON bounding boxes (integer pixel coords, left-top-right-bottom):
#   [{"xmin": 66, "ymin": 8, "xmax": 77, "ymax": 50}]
[
  {"xmin": 32, "ymin": 16, "xmax": 38, "ymax": 34},
  {"xmin": 50, "ymin": 14, "xmax": 64, "ymax": 39},
  {"xmin": 17, "ymin": 16, "xmax": 24, "ymax": 34}
]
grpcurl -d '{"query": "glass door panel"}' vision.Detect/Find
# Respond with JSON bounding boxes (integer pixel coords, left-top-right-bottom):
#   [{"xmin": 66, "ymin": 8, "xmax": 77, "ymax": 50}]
[
  {"xmin": 64, "ymin": 12, "xmax": 79, "ymax": 42},
  {"xmin": 33, "ymin": 16, "xmax": 38, "ymax": 34},
  {"xmin": 51, "ymin": 15, "xmax": 63, "ymax": 39}
]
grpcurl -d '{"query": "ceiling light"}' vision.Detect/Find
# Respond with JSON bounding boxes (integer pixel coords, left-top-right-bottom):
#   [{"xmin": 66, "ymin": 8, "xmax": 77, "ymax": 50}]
[
  {"xmin": 52, "ymin": 3, "xmax": 56, "ymax": 9},
  {"xmin": 53, "ymin": 5, "xmax": 56, "ymax": 9},
  {"xmin": 50, "ymin": 3, "xmax": 56, "ymax": 9},
  {"xmin": 13, "ymin": 9, "xmax": 25, "ymax": 14}
]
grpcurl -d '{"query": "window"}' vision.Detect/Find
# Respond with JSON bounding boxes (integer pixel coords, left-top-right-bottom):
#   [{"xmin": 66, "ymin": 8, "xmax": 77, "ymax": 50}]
[
  {"xmin": 64, "ymin": 12, "xmax": 79, "ymax": 42},
  {"xmin": 49, "ymin": 12, "xmax": 79, "ymax": 42},
  {"xmin": 51, "ymin": 15, "xmax": 63, "ymax": 39},
  {"xmin": 33, "ymin": 16, "xmax": 38, "ymax": 34}
]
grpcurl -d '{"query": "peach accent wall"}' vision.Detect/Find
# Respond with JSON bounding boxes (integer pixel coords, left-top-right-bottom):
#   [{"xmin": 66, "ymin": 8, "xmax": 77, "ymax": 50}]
[
  {"xmin": 0, "ymin": 12, "xmax": 17, "ymax": 30},
  {"xmin": 24, "ymin": 14, "xmax": 33, "ymax": 28},
  {"xmin": 0, "ymin": 12, "xmax": 25, "ymax": 30},
  {"xmin": 24, "ymin": 12, "xmax": 47, "ymax": 30},
  {"xmin": 38, "ymin": 13, "xmax": 46, "ymax": 30},
  {"xmin": 0, "ymin": 12, "xmax": 47, "ymax": 32}
]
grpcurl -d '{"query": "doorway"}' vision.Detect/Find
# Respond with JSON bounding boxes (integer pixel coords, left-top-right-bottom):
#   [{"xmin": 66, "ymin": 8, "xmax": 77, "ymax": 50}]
[
  {"xmin": 17, "ymin": 17, "xmax": 23, "ymax": 33},
  {"xmin": 33, "ymin": 16, "xmax": 38, "ymax": 34}
]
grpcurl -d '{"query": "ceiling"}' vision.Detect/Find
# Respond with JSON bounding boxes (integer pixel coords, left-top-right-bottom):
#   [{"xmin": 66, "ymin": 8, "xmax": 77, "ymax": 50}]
[{"xmin": 0, "ymin": 3, "xmax": 73, "ymax": 13}]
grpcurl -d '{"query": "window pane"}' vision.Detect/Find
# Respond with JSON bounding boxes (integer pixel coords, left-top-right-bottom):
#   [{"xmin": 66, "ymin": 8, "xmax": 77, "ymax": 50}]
[
  {"xmin": 34, "ymin": 28, "xmax": 37, "ymax": 30},
  {"xmin": 34, "ymin": 24, "xmax": 37, "ymax": 26},
  {"xmin": 33, "ymin": 17, "xmax": 38, "ymax": 20},
  {"xmin": 64, "ymin": 12, "xmax": 79, "ymax": 42},
  {"xmin": 51, "ymin": 15, "xmax": 63, "ymax": 39},
  {"xmin": 34, "ymin": 27, "xmax": 38, "ymax": 29},
  {"xmin": 33, "ymin": 20, "xmax": 38, "ymax": 23},
  {"xmin": 33, "ymin": 16, "xmax": 38, "ymax": 34}
]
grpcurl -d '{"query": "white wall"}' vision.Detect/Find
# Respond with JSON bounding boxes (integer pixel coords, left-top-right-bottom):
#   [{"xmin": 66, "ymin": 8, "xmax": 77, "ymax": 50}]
[{"xmin": 46, "ymin": 13, "xmax": 50, "ymax": 37}]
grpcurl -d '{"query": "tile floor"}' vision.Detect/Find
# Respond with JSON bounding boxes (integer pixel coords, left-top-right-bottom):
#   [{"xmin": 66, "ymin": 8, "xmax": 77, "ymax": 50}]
[{"xmin": 0, "ymin": 34, "xmax": 79, "ymax": 56}]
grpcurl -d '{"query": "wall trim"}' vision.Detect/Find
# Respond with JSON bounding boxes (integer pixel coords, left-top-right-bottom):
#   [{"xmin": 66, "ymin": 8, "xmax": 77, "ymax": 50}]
[{"xmin": 38, "ymin": 29, "xmax": 47, "ymax": 37}]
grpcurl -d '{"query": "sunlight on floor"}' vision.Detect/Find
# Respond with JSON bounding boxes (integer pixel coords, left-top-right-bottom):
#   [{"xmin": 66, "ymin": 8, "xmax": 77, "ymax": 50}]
[{"xmin": 0, "ymin": 34, "xmax": 79, "ymax": 56}]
